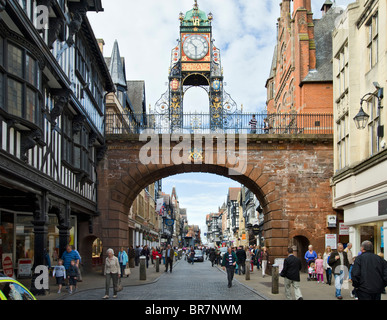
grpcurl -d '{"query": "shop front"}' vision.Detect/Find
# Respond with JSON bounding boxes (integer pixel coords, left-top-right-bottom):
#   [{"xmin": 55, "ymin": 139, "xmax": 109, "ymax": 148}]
[
  {"xmin": 0, "ymin": 209, "xmax": 77, "ymax": 276},
  {"xmin": 344, "ymin": 198, "xmax": 387, "ymax": 256}
]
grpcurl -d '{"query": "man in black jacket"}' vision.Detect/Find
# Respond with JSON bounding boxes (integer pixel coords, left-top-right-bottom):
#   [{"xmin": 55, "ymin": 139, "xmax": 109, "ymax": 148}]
[
  {"xmin": 328, "ymin": 243, "xmax": 349, "ymax": 299},
  {"xmin": 236, "ymin": 246, "xmax": 246, "ymax": 275},
  {"xmin": 280, "ymin": 247, "xmax": 303, "ymax": 300},
  {"xmin": 352, "ymin": 240, "xmax": 387, "ymax": 300}
]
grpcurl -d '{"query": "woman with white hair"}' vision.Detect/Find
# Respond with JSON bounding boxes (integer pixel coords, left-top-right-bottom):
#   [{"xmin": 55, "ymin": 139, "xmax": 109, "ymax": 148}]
[{"xmin": 103, "ymin": 248, "xmax": 121, "ymax": 299}]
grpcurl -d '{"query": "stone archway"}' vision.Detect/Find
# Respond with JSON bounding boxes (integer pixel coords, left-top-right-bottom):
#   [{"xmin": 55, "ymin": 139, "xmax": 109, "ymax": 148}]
[{"xmin": 96, "ymin": 133, "xmax": 335, "ymax": 263}]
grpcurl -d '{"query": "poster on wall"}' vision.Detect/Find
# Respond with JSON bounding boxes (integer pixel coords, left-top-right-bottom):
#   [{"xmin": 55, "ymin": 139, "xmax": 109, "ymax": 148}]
[{"xmin": 325, "ymin": 234, "xmax": 337, "ymax": 250}]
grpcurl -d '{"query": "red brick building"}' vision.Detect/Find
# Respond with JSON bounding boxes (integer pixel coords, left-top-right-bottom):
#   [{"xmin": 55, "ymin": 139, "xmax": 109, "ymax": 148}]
[{"xmin": 266, "ymin": 0, "xmax": 341, "ymax": 114}]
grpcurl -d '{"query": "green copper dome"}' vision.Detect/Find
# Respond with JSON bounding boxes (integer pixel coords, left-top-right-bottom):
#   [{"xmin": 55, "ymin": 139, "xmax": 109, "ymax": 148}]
[{"xmin": 180, "ymin": 1, "xmax": 212, "ymax": 27}]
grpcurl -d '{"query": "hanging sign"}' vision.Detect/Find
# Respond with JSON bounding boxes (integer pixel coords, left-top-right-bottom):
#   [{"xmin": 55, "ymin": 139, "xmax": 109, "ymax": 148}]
[{"xmin": 165, "ymin": 219, "xmax": 175, "ymax": 227}]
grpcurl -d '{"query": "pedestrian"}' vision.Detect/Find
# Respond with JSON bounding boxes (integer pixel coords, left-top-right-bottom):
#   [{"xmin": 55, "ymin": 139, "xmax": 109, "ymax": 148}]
[
  {"xmin": 344, "ymin": 243, "xmax": 354, "ymax": 280},
  {"xmin": 135, "ymin": 245, "xmax": 140, "ymax": 266},
  {"xmin": 61, "ymin": 244, "xmax": 81, "ymax": 272},
  {"xmin": 315, "ymin": 253, "xmax": 324, "ymax": 283},
  {"xmin": 236, "ymin": 246, "xmax": 246, "ymax": 275},
  {"xmin": 152, "ymin": 247, "xmax": 162, "ymax": 267},
  {"xmin": 71, "ymin": 245, "xmax": 82, "ymax": 282},
  {"xmin": 221, "ymin": 247, "xmax": 238, "ymax": 288},
  {"xmin": 308, "ymin": 262, "xmax": 316, "ymax": 281},
  {"xmin": 323, "ymin": 246, "xmax": 332, "ymax": 285},
  {"xmin": 249, "ymin": 115, "xmax": 257, "ymax": 134},
  {"xmin": 165, "ymin": 244, "xmax": 174, "ymax": 273},
  {"xmin": 61, "ymin": 244, "xmax": 80, "ymax": 290},
  {"xmin": 128, "ymin": 245, "xmax": 135, "ymax": 268},
  {"xmin": 304, "ymin": 245, "xmax": 317, "ymax": 268},
  {"xmin": 260, "ymin": 246, "xmax": 270, "ymax": 277},
  {"xmin": 209, "ymin": 248, "xmax": 216, "ymax": 267},
  {"xmin": 189, "ymin": 246, "xmax": 195, "ymax": 265},
  {"xmin": 280, "ymin": 247, "xmax": 303, "ymax": 300},
  {"xmin": 118, "ymin": 247, "xmax": 128, "ymax": 277},
  {"xmin": 67, "ymin": 260, "xmax": 79, "ymax": 294},
  {"xmin": 141, "ymin": 245, "xmax": 150, "ymax": 268},
  {"xmin": 255, "ymin": 245, "xmax": 261, "ymax": 270},
  {"xmin": 351, "ymin": 240, "xmax": 387, "ymax": 300},
  {"xmin": 103, "ymin": 248, "xmax": 121, "ymax": 299},
  {"xmin": 52, "ymin": 258, "xmax": 66, "ymax": 294},
  {"xmin": 328, "ymin": 243, "xmax": 350, "ymax": 299}
]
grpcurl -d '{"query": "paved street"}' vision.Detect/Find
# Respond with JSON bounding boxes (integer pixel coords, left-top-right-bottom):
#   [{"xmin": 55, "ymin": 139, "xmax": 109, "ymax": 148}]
[{"xmin": 61, "ymin": 258, "xmax": 267, "ymax": 300}]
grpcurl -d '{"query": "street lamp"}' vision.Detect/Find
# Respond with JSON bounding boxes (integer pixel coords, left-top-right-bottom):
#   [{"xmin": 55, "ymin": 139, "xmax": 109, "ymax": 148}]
[{"xmin": 354, "ymin": 82, "xmax": 384, "ymax": 130}]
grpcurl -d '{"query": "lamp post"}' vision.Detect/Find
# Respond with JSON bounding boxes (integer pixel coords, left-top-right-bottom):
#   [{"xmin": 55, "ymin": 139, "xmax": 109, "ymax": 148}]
[{"xmin": 354, "ymin": 82, "xmax": 383, "ymax": 132}]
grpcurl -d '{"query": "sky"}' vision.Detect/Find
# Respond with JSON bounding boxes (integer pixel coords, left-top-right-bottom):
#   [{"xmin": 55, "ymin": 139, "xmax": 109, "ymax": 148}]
[{"xmin": 88, "ymin": 0, "xmax": 354, "ymax": 238}]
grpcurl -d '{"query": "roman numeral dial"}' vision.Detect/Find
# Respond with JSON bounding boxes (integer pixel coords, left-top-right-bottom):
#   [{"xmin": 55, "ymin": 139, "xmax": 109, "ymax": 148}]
[{"xmin": 183, "ymin": 35, "xmax": 209, "ymax": 60}]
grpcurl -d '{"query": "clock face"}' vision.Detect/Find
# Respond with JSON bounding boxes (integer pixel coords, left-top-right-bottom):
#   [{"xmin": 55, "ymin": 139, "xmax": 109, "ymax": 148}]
[{"xmin": 183, "ymin": 35, "xmax": 209, "ymax": 60}]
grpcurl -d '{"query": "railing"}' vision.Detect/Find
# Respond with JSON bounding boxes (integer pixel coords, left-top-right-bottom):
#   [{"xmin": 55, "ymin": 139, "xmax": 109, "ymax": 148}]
[{"xmin": 105, "ymin": 113, "xmax": 333, "ymax": 135}]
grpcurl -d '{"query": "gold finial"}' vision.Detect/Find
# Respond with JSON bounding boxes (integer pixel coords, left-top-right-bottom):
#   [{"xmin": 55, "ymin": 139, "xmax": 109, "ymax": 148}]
[{"xmin": 193, "ymin": 0, "xmax": 198, "ymax": 10}]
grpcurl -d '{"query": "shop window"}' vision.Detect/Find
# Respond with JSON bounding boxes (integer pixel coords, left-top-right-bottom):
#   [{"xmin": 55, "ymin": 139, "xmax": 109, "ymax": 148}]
[{"xmin": 0, "ymin": 212, "xmax": 14, "ymax": 271}]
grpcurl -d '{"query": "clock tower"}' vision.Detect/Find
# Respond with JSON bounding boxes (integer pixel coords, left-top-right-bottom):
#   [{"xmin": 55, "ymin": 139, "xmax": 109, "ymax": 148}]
[{"xmin": 155, "ymin": 0, "xmax": 237, "ymax": 132}]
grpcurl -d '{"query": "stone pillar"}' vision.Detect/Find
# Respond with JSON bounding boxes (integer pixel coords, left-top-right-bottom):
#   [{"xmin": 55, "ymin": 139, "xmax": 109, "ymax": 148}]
[
  {"xmin": 140, "ymin": 256, "xmax": 146, "ymax": 280},
  {"xmin": 245, "ymin": 259, "xmax": 250, "ymax": 280},
  {"xmin": 155, "ymin": 256, "xmax": 160, "ymax": 273},
  {"xmin": 272, "ymin": 264, "xmax": 279, "ymax": 294},
  {"xmin": 55, "ymin": 201, "xmax": 71, "ymax": 259},
  {"xmin": 30, "ymin": 192, "xmax": 49, "ymax": 295}
]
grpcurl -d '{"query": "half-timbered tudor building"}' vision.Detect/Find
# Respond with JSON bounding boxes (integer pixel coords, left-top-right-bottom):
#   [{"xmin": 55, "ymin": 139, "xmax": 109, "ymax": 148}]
[{"xmin": 0, "ymin": 0, "xmax": 114, "ymax": 285}]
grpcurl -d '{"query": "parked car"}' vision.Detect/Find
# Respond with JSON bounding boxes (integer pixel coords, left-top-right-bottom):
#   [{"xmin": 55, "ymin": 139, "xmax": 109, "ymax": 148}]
[
  {"xmin": 193, "ymin": 250, "xmax": 204, "ymax": 262},
  {"xmin": 0, "ymin": 274, "xmax": 36, "ymax": 300}
]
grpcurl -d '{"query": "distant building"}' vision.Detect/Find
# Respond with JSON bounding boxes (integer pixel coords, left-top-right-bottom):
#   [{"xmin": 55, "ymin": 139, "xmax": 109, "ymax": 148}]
[{"xmin": 97, "ymin": 39, "xmax": 159, "ymax": 251}]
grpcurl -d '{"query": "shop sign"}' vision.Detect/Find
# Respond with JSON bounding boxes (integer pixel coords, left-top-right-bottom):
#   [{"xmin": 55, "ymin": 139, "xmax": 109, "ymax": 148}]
[
  {"xmin": 2, "ymin": 254, "xmax": 14, "ymax": 278},
  {"xmin": 325, "ymin": 234, "xmax": 337, "ymax": 250},
  {"xmin": 339, "ymin": 223, "xmax": 349, "ymax": 236},
  {"xmin": 252, "ymin": 224, "xmax": 260, "ymax": 235}
]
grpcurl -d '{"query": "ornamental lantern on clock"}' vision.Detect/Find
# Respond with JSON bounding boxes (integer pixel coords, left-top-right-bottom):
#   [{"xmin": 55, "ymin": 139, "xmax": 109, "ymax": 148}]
[{"xmin": 154, "ymin": 0, "xmax": 239, "ymax": 132}]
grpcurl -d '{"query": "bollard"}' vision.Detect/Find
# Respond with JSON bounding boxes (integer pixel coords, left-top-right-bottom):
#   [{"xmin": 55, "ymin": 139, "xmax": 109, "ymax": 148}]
[
  {"xmin": 272, "ymin": 264, "xmax": 279, "ymax": 294},
  {"xmin": 245, "ymin": 259, "xmax": 250, "ymax": 280},
  {"xmin": 155, "ymin": 256, "xmax": 160, "ymax": 273},
  {"xmin": 140, "ymin": 256, "xmax": 146, "ymax": 280}
]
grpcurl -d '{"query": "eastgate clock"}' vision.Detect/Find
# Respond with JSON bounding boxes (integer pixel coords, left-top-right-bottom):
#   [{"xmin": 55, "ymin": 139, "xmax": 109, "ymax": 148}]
[{"xmin": 183, "ymin": 34, "xmax": 209, "ymax": 60}]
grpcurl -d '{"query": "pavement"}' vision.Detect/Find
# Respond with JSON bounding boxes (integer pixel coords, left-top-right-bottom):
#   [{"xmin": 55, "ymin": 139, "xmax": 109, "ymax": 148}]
[{"xmin": 20, "ymin": 257, "xmax": 387, "ymax": 301}]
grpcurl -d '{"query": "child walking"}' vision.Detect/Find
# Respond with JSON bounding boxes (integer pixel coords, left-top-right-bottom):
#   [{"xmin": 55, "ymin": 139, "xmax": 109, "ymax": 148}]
[
  {"xmin": 67, "ymin": 260, "xmax": 79, "ymax": 294},
  {"xmin": 52, "ymin": 259, "xmax": 66, "ymax": 293},
  {"xmin": 315, "ymin": 253, "xmax": 324, "ymax": 283}
]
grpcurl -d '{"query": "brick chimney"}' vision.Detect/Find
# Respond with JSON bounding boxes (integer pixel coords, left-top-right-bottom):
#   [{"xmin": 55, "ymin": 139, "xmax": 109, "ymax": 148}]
[
  {"xmin": 293, "ymin": 0, "xmax": 311, "ymax": 12},
  {"xmin": 97, "ymin": 38, "xmax": 105, "ymax": 54}
]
